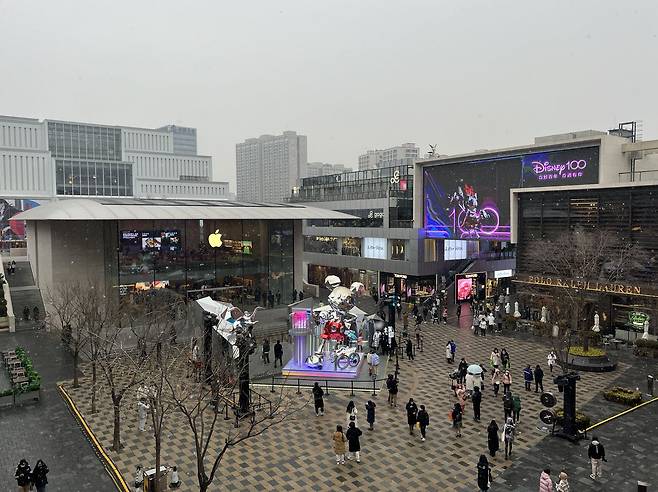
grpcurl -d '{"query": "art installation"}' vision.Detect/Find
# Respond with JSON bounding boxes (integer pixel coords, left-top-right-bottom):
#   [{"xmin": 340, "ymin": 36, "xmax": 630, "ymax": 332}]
[
  {"xmin": 514, "ymin": 301, "xmax": 521, "ymax": 318},
  {"xmin": 541, "ymin": 306, "xmax": 547, "ymax": 323},
  {"xmin": 592, "ymin": 312, "xmax": 600, "ymax": 333}
]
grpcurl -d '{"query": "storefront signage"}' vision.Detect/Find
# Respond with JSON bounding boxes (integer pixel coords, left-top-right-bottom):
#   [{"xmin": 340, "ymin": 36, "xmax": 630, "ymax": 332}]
[
  {"xmin": 494, "ymin": 269, "xmax": 513, "ymax": 279},
  {"xmin": 208, "ymin": 230, "xmax": 223, "ymax": 248},
  {"xmin": 367, "ymin": 209, "xmax": 385, "ymax": 219},
  {"xmin": 628, "ymin": 312, "xmax": 649, "ymax": 327},
  {"xmin": 444, "ymin": 240, "xmax": 467, "ymax": 261},
  {"xmin": 515, "ymin": 275, "xmax": 646, "ymax": 296},
  {"xmin": 394, "ymin": 274, "xmax": 407, "ymax": 279},
  {"xmin": 530, "ymin": 159, "xmax": 587, "ymax": 182},
  {"xmin": 363, "ymin": 237, "xmax": 387, "ymax": 259}
]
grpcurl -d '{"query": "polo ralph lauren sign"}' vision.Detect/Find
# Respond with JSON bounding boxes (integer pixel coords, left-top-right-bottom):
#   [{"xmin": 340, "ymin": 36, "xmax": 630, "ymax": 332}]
[{"xmin": 512, "ymin": 274, "xmax": 655, "ymax": 297}]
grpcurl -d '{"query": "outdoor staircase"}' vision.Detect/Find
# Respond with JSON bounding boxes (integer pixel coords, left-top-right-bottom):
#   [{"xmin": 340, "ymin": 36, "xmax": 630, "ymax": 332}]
[{"xmin": 7, "ymin": 261, "xmax": 45, "ymax": 330}]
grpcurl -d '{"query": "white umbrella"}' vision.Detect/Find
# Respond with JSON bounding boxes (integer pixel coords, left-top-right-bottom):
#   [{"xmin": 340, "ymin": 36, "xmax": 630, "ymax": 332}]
[{"xmin": 467, "ymin": 364, "xmax": 483, "ymax": 375}]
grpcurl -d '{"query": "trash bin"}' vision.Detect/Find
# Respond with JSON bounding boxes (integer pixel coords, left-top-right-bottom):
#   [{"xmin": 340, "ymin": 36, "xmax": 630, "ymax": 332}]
[
  {"xmin": 648, "ymin": 375, "xmax": 655, "ymax": 396},
  {"xmin": 637, "ymin": 480, "xmax": 649, "ymax": 492},
  {"xmin": 144, "ymin": 466, "xmax": 168, "ymax": 492}
]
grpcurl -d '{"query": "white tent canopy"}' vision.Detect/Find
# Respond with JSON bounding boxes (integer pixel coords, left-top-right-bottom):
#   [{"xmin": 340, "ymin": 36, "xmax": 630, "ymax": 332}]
[{"xmin": 195, "ymin": 296, "xmax": 239, "ymax": 358}]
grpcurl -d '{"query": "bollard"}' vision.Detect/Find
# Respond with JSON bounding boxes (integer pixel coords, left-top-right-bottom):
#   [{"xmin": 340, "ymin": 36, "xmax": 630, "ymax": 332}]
[
  {"xmin": 325, "ymin": 380, "xmax": 329, "ymax": 396},
  {"xmin": 271, "ymin": 375, "xmax": 275, "ymax": 393},
  {"xmin": 296, "ymin": 379, "xmax": 301, "ymax": 395},
  {"xmin": 350, "ymin": 381, "xmax": 355, "ymax": 397},
  {"xmin": 638, "ymin": 480, "xmax": 649, "ymax": 492},
  {"xmin": 648, "ymin": 375, "xmax": 655, "ymax": 396},
  {"xmin": 224, "ymin": 402, "xmax": 230, "ymax": 421},
  {"xmin": 372, "ymin": 378, "xmax": 377, "ymax": 397}
]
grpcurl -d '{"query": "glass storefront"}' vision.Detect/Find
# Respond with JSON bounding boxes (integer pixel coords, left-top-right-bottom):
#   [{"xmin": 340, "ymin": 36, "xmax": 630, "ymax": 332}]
[
  {"xmin": 307, "ymin": 264, "xmax": 377, "ymax": 293},
  {"xmin": 116, "ymin": 219, "xmax": 293, "ymax": 307},
  {"xmin": 380, "ymin": 273, "xmax": 436, "ymax": 303}
]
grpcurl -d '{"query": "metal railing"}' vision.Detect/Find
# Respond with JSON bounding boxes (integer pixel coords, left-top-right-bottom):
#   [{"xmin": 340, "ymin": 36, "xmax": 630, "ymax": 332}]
[
  {"xmin": 262, "ymin": 375, "xmax": 387, "ymax": 397},
  {"xmin": 618, "ymin": 170, "xmax": 658, "ymax": 182}
]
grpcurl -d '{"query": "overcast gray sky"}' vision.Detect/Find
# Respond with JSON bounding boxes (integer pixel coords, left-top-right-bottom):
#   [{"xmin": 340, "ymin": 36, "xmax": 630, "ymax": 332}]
[{"xmin": 1, "ymin": 0, "xmax": 657, "ymax": 190}]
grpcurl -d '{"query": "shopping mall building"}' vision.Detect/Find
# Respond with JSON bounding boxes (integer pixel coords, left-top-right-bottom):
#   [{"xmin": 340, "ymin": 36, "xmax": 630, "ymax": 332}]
[
  {"xmin": 291, "ymin": 126, "xmax": 658, "ymax": 304},
  {"xmin": 12, "ymin": 198, "xmax": 352, "ymax": 307}
]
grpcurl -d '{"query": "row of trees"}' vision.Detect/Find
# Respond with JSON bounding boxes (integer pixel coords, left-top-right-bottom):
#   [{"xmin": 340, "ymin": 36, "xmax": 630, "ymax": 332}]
[{"xmin": 48, "ymin": 283, "xmax": 301, "ymax": 492}]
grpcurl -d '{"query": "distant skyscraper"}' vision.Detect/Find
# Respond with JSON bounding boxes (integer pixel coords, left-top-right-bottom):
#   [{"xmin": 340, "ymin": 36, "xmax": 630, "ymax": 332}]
[
  {"xmin": 306, "ymin": 162, "xmax": 351, "ymax": 177},
  {"xmin": 236, "ymin": 131, "xmax": 307, "ymax": 202},
  {"xmin": 358, "ymin": 143, "xmax": 419, "ymax": 170}
]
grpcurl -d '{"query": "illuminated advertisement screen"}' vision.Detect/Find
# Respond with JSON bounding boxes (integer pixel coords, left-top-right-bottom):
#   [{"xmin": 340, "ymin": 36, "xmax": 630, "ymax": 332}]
[
  {"xmin": 120, "ymin": 230, "xmax": 181, "ymax": 252},
  {"xmin": 456, "ymin": 277, "xmax": 473, "ymax": 301},
  {"xmin": 423, "ymin": 146, "xmax": 600, "ymax": 240}
]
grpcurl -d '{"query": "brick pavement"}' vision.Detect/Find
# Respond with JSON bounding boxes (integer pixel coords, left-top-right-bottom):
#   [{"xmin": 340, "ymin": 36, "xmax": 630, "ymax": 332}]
[{"xmin": 62, "ymin": 315, "xmax": 641, "ymax": 492}]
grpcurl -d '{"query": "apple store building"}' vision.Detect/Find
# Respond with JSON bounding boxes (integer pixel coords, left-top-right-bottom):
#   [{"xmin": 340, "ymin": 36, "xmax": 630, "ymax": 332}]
[{"xmin": 14, "ymin": 198, "xmax": 352, "ymax": 308}]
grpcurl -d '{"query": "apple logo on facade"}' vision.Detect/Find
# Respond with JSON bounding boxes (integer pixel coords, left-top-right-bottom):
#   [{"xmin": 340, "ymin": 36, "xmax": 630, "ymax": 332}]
[{"xmin": 208, "ymin": 230, "xmax": 223, "ymax": 248}]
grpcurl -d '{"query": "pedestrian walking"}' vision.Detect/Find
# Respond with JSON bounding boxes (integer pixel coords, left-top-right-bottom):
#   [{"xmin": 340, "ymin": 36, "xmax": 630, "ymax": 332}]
[
  {"xmin": 15, "ymin": 459, "xmax": 32, "ymax": 492},
  {"xmin": 386, "ymin": 374, "xmax": 398, "ymax": 407},
  {"xmin": 332, "ymin": 425, "xmax": 347, "ymax": 465},
  {"xmin": 547, "ymin": 350, "xmax": 557, "ymax": 373},
  {"xmin": 138, "ymin": 398, "xmax": 149, "ymax": 431},
  {"xmin": 346, "ymin": 400, "xmax": 358, "ymax": 427},
  {"xmin": 406, "ymin": 398, "xmax": 419, "ymax": 435},
  {"xmin": 456, "ymin": 303, "xmax": 462, "ymax": 320},
  {"xmin": 405, "ymin": 338, "xmax": 414, "ymax": 360},
  {"xmin": 479, "ymin": 316, "xmax": 487, "ymax": 337},
  {"xmin": 451, "ymin": 403, "xmax": 463, "ymax": 437},
  {"xmin": 458, "ymin": 357, "xmax": 468, "ymax": 384},
  {"xmin": 365, "ymin": 400, "xmax": 376, "ymax": 430},
  {"xmin": 588, "ymin": 436, "xmax": 606, "ymax": 480},
  {"xmin": 503, "ymin": 393, "xmax": 513, "ymax": 421},
  {"xmin": 490, "ymin": 348, "xmax": 501, "ymax": 369},
  {"xmin": 417, "ymin": 405, "xmax": 430, "ymax": 441},
  {"xmin": 512, "ymin": 393, "xmax": 521, "ymax": 423},
  {"xmin": 432, "ymin": 306, "xmax": 439, "ymax": 324},
  {"xmin": 487, "ymin": 312, "xmax": 495, "ymax": 332},
  {"xmin": 523, "ymin": 364, "xmax": 533, "ymax": 391},
  {"xmin": 487, "ymin": 420, "xmax": 499, "ymax": 457},
  {"xmin": 555, "ymin": 471, "xmax": 570, "ymax": 492},
  {"xmin": 500, "ymin": 348, "xmax": 510, "ymax": 369},
  {"xmin": 261, "ymin": 338, "xmax": 270, "ymax": 364},
  {"xmin": 472, "ymin": 386, "xmax": 482, "ymax": 421},
  {"xmin": 312, "ymin": 382, "xmax": 325, "ymax": 416},
  {"xmin": 275, "ymin": 291, "xmax": 281, "ymax": 305},
  {"xmin": 539, "ymin": 468, "xmax": 553, "ymax": 492},
  {"xmin": 445, "ymin": 342, "xmax": 452, "ymax": 364},
  {"xmin": 134, "ymin": 465, "xmax": 144, "ymax": 492},
  {"xmin": 274, "ymin": 340, "xmax": 284, "ymax": 368},
  {"xmin": 534, "ymin": 364, "xmax": 544, "ymax": 393},
  {"xmin": 345, "ymin": 422, "xmax": 362, "ymax": 463},
  {"xmin": 502, "ymin": 370, "xmax": 512, "ymax": 394},
  {"xmin": 491, "ymin": 368, "xmax": 501, "ymax": 397},
  {"xmin": 442, "ymin": 306, "xmax": 448, "ymax": 324},
  {"xmin": 422, "ymin": 305, "xmax": 429, "ymax": 321},
  {"xmin": 32, "ymin": 460, "xmax": 49, "ymax": 492},
  {"xmin": 503, "ymin": 417, "xmax": 515, "ymax": 459},
  {"xmin": 477, "ymin": 455, "xmax": 493, "ymax": 491},
  {"xmin": 449, "ymin": 339, "xmax": 457, "ymax": 363}
]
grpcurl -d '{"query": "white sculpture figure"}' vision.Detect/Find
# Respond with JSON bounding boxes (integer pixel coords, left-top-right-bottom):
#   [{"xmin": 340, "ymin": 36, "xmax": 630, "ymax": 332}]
[
  {"xmin": 592, "ymin": 311, "xmax": 600, "ymax": 332},
  {"xmin": 514, "ymin": 301, "xmax": 521, "ymax": 318},
  {"xmin": 540, "ymin": 306, "xmax": 547, "ymax": 323},
  {"xmin": 505, "ymin": 302, "xmax": 511, "ymax": 315},
  {"xmin": 642, "ymin": 319, "xmax": 650, "ymax": 340}
]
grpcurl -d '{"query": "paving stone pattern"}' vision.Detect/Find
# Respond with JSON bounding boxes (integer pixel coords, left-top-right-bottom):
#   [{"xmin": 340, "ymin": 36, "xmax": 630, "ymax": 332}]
[{"xmin": 63, "ymin": 315, "xmax": 639, "ymax": 492}]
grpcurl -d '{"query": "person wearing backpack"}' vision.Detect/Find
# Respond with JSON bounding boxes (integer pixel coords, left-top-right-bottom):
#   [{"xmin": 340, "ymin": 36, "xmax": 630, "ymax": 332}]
[
  {"xmin": 417, "ymin": 405, "xmax": 430, "ymax": 441},
  {"xmin": 476, "ymin": 455, "xmax": 493, "ymax": 491},
  {"xmin": 451, "ymin": 403, "xmax": 463, "ymax": 438},
  {"xmin": 386, "ymin": 374, "xmax": 398, "ymax": 407},
  {"xmin": 512, "ymin": 394, "xmax": 522, "ymax": 423},
  {"xmin": 312, "ymin": 382, "xmax": 324, "ymax": 416},
  {"xmin": 332, "ymin": 425, "xmax": 347, "ymax": 465}
]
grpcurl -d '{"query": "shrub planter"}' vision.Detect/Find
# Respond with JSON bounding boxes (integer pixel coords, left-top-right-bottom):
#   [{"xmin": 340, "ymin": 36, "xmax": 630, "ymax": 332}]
[
  {"xmin": 603, "ymin": 387, "xmax": 642, "ymax": 406},
  {"xmin": 555, "ymin": 408, "xmax": 590, "ymax": 431},
  {"xmin": 566, "ymin": 346, "xmax": 616, "ymax": 372},
  {"xmin": 634, "ymin": 339, "xmax": 658, "ymax": 358}
]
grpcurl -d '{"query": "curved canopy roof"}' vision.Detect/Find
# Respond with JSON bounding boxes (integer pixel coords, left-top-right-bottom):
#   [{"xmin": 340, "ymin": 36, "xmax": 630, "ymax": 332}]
[{"xmin": 13, "ymin": 198, "xmax": 356, "ymax": 221}]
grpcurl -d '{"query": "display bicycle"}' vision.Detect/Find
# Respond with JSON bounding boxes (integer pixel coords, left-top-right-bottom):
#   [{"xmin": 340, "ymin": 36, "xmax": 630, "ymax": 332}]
[{"xmin": 305, "ymin": 344, "xmax": 361, "ymax": 370}]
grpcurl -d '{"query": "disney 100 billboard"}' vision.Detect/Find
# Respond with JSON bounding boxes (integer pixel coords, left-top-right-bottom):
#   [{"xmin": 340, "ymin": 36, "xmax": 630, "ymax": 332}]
[{"xmin": 423, "ymin": 146, "xmax": 599, "ymax": 240}]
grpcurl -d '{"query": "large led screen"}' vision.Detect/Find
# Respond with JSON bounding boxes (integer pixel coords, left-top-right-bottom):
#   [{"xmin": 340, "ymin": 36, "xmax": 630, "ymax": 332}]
[
  {"xmin": 424, "ymin": 158, "xmax": 521, "ymax": 240},
  {"xmin": 423, "ymin": 146, "xmax": 600, "ymax": 240}
]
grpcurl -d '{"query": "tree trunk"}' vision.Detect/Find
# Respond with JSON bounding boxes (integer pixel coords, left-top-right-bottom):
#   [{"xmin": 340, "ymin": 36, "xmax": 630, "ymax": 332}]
[
  {"xmin": 155, "ymin": 434, "xmax": 161, "ymax": 492},
  {"xmin": 583, "ymin": 333, "xmax": 590, "ymax": 352},
  {"xmin": 73, "ymin": 349, "xmax": 80, "ymax": 388},
  {"xmin": 112, "ymin": 399, "xmax": 123, "ymax": 451},
  {"xmin": 91, "ymin": 361, "xmax": 97, "ymax": 414}
]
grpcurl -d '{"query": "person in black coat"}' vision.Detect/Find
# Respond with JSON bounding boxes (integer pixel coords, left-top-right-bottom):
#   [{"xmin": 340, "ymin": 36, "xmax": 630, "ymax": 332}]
[
  {"xmin": 406, "ymin": 398, "xmax": 419, "ymax": 435},
  {"xmin": 487, "ymin": 420, "xmax": 500, "ymax": 457},
  {"xmin": 417, "ymin": 405, "xmax": 430, "ymax": 441},
  {"xmin": 273, "ymin": 340, "xmax": 283, "ymax": 368},
  {"xmin": 32, "ymin": 459, "xmax": 49, "ymax": 492},
  {"xmin": 15, "ymin": 459, "xmax": 32, "ymax": 492},
  {"xmin": 534, "ymin": 364, "xmax": 544, "ymax": 393},
  {"xmin": 457, "ymin": 358, "xmax": 468, "ymax": 384},
  {"xmin": 405, "ymin": 338, "xmax": 414, "ymax": 361},
  {"xmin": 365, "ymin": 400, "xmax": 376, "ymax": 430},
  {"xmin": 477, "ymin": 454, "xmax": 492, "ymax": 491},
  {"xmin": 472, "ymin": 386, "xmax": 482, "ymax": 421},
  {"xmin": 312, "ymin": 382, "xmax": 324, "ymax": 416},
  {"xmin": 345, "ymin": 422, "xmax": 363, "ymax": 462}
]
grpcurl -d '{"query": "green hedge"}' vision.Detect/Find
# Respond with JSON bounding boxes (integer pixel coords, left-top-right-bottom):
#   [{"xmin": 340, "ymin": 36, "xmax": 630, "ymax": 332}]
[
  {"xmin": 603, "ymin": 387, "xmax": 643, "ymax": 406},
  {"xmin": 12, "ymin": 346, "xmax": 41, "ymax": 394},
  {"xmin": 555, "ymin": 408, "xmax": 590, "ymax": 431},
  {"xmin": 635, "ymin": 339, "xmax": 658, "ymax": 350}
]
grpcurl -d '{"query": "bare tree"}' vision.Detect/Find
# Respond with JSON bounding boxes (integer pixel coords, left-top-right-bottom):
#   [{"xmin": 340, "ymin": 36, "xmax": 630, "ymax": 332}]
[
  {"xmin": 48, "ymin": 282, "xmax": 88, "ymax": 388},
  {"xmin": 523, "ymin": 227, "xmax": 650, "ymax": 365},
  {"xmin": 163, "ymin": 337, "xmax": 304, "ymax": 492}
]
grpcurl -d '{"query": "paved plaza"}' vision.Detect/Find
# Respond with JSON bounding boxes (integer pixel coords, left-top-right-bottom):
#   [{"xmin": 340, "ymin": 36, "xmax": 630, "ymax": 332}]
[{"xmin": 56, "ymin": 312, "xmax": 658, "ymax": 492}]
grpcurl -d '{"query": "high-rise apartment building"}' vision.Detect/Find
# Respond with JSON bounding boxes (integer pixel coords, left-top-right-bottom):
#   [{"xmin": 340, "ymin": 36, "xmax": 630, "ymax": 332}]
[
  {"xmin": 0, "ymin": 115, "xmax": 229, "ymax": 200},
  {"xmin": 358, "ymin": 143, "xmax": 419, "ymax": 170},
  {"xmin": 236, "ymin": 131, "xmax": 307, "ymax": 202},
  {"xmin": 305, "ymin": 162, "xmax": 351, "ymax": 177}
]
